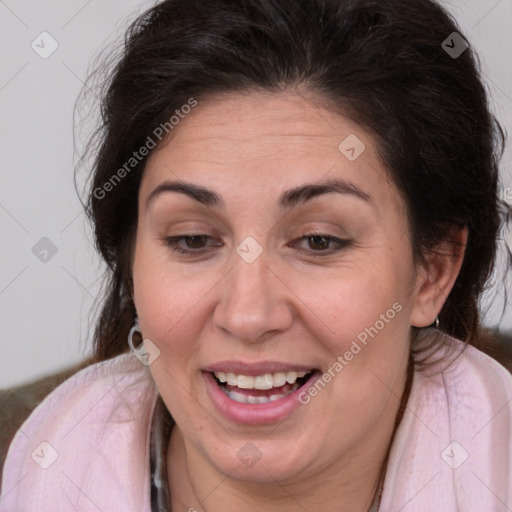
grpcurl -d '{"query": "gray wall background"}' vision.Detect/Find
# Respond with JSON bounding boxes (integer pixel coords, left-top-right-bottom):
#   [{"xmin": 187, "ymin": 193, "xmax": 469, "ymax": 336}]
[{"xmin": 1, "ymin": 0, "xmax": 511, "ymax": 388}]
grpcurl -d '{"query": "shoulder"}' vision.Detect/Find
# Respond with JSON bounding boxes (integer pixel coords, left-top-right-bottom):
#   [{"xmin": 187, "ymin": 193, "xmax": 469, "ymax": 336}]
[
  {"xmin": 12, "ymin": 353, "xmax": 156, "ymax": 440},
  {"xmin": 417, "ymin": 334, "xmax": 512, "ymax": 406},
  {"xmin": 381, "ymin": 332, "xmax": 512, "ymax": 512},
  {"xmin": 0, "ymin": 354, "xmax": 158, "ymax": 511},
  {"xmin": 411, "ymin": 333, "xmax": 512, "ymax": 452}
]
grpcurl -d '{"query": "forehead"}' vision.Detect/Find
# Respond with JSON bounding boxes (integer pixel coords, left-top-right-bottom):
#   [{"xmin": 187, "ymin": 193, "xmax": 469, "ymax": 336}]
[
  {"xmin": 140, "ymin": 91, "xmax": 402, "ymax": 216},
  {"xmin": 149, "ymin": 91, "xmax": 369, "ymax": 160}
]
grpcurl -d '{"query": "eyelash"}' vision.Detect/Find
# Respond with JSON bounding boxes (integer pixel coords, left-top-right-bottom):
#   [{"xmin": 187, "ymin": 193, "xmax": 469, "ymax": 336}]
[{"xmin": 161, "ymin": 232, "xmax": 351, "ymax": 257}]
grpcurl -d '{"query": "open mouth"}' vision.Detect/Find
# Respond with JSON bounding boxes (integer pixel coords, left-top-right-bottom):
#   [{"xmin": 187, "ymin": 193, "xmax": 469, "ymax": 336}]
[{"xmin": 212, "ymin": 370, "xmax": 317, "ymax": 404}]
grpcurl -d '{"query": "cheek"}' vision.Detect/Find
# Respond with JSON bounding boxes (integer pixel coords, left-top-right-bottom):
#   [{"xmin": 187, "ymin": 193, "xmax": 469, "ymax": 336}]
[
  {"xmin": 132, "ymin": 241, "xmax": 213, "ymax": 359},
  {"xmin": 290, "ymin": 257, "xmax": 412, "ymax": 354},
  {"xmin": 304, "ymin": 271, "xmax": 411, "ymax": 424},
  {"xmin": 132, "ymin": 244, "xmax": 214, "ymax": 430}
]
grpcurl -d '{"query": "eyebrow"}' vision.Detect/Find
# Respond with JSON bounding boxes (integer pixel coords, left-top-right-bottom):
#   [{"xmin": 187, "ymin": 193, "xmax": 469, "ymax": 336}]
[{"xmin": 146, "ymin": 178, "xmax": 372, "ymax": 211}]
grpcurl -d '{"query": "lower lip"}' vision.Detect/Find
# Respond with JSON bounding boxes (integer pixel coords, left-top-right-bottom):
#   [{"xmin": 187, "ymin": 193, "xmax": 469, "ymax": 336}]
[{"xmin": 203, "ymin": 371, "xmax": 319, "ymax": 425}]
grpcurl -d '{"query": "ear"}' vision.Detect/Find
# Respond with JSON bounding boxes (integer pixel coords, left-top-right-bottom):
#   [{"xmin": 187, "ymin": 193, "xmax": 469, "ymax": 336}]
[{"xmin": 410, "ymin": 225, "xmax": 468, "ymax": 328}]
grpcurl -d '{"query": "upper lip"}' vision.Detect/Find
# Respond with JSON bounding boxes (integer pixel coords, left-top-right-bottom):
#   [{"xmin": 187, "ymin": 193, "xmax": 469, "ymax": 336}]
[{"xmin": 203, "ymin": 361, "xmax": 317, "ymax": 375}]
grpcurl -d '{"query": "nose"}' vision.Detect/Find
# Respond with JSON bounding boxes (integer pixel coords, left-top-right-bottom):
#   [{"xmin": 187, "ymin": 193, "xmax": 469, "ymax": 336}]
[{"xmin": 213, "ymin": 246, "xmax": 293, "ymax": 342}]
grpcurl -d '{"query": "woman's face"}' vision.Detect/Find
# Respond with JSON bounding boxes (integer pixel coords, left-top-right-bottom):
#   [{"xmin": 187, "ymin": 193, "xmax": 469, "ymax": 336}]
[{"xmin": 133, "ymin": 91, "xmax": 421, "ymax": 484}]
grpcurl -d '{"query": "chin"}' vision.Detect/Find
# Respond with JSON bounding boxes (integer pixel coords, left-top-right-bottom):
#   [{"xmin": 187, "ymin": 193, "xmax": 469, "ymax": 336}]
[{"xmin": 203, "ymin": 438, "xmax": 314, "ymax": 485}]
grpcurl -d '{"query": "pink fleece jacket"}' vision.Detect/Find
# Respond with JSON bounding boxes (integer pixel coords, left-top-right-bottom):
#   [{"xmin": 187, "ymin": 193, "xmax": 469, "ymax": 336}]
[{"xmin": 1, "ymin": 335, "xmax": 511, "ymax": 511}]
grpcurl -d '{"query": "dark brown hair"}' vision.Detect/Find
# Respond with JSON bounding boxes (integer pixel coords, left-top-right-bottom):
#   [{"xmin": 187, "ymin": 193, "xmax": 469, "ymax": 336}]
[{"xmin": 79, "ymin": 0, "xmax": 509, "ymax": 363}]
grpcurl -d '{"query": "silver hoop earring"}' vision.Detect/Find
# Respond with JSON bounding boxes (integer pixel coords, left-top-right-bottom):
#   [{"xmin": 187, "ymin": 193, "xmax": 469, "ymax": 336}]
[
  {"xmin": 128, "ymin": 316, "xmax": 141, "ymax": 351},
  {"xmin": 434, "ymin": 316, "xmax": 440, "ymax": 329}
]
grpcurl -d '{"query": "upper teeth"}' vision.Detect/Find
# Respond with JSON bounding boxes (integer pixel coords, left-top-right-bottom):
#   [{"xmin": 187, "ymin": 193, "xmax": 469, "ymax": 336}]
[{"xmin": 214, "ymin": 371, "xmax": 310, "ymax": 390}]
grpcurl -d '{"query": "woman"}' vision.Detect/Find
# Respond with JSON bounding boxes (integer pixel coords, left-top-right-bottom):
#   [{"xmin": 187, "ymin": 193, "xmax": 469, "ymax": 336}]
[{"xmin": 1, "ymin": 0, "xmax": 511, "ymax": 510}]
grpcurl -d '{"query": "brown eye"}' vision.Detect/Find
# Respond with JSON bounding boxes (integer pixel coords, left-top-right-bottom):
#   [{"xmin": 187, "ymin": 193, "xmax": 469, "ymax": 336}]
[
  {"xmin": 307, "ymin": 235, "xmax": 330, "ymax": 251},
  {"xmin": 291, "ymin": 233, "xmax": 351, "ymax": 257},
  {"xmin": 185, "ymin": 235, "xmax": 208, "ymax": 249},
  {"xmin": 162, "ymin": 234, "xmax": 222, "ymax": 254}
]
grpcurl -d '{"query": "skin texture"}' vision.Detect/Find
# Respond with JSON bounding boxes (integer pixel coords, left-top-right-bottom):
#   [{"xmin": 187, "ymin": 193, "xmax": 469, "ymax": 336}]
[{"xmin": 132, "ymin": 90, "xmax": 466, "ymax": 511}]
